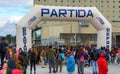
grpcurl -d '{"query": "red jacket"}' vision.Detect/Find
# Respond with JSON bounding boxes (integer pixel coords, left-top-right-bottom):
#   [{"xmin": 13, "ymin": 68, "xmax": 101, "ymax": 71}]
[{"xmin": 97, "ymin": 52, "xmax": 108, "ymax": 74}]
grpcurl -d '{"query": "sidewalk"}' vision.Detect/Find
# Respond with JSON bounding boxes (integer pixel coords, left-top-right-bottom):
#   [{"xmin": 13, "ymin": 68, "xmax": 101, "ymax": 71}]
[{"xmin": 27, "ymin": 63, "xmax": 120, "ymax": 74}]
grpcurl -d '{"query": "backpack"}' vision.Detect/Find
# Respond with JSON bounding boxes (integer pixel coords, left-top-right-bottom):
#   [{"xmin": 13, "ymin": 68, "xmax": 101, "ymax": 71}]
[
  {"xmin": 57, "ymin": 54, "xmax": 62, "ymax": 61},
  {"xmin": 92, "ymin": 50, "xmax": 99, "ymax": 61},
  {"xmin": 61, "ymin": 53, "xmax": 65, "ymax": 60},
  {"xmin": 80, "ymin": 56, "xmax": 84, "ymax": 62},
  {"xmin": 12, "ymin": 69, "xmax": 22, "ymax": 74}
]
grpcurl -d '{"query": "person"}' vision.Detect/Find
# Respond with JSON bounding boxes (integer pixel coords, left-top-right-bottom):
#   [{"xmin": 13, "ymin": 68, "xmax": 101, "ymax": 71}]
[
  {"xmin": 56, "ymin": 49, "xmax": 63, "ymax": 72},
  {"xmin": 66, "ymin": 50, "xmax": 75, "ymax": 74},
  {"xmin": 0, "ymin": 63, "xmax": 7, "ymax": 74},
  {"xmin": 76, "ymin": 47, "xmax": 85, "ymax": 74},
  {"xmin": 97, "ymin": 52, "xmax": 108, "ymax": 74},
  {"xmin": 40, "ymin": 48, "xmax": 46, "ymax": 68},
  {"xmin": 7, "ymin": 59, "xmax": 23, "ymax": 74},
  {"xmin": 46, "ymin": 46, "xmax": 56, "ymax": 73},
  {"xmin": 0, "ymin": 37, "xmax": 8, "ymax": 69},
  {"xmin": 29, "ymin": 47, "xmax": 38, "ymax": 74},
  {"xmin": 91, "ymin": 49, "xmax": 99, "ymax": 74}
]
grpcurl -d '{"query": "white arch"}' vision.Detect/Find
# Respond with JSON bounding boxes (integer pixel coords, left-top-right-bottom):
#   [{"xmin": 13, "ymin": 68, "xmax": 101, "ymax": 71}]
[{"xmin": 17, "ymin": 5, "xmax": 112, "ymax": 51}]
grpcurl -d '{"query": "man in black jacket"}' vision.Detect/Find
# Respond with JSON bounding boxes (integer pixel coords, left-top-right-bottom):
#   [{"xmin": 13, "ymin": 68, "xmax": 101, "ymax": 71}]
[{"xmin": 0, "ymin": 37, "xmax": 8, "ymax": 69}]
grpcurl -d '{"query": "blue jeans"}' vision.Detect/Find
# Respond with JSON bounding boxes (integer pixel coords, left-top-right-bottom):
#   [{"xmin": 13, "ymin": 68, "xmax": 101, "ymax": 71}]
[
  {"xmin": 77, "ymin": 59, "xmax": 84, "ymax": 74},
  {"xmin": 111, "ymin": 56, "xmax": 115, "ymax": 63},
  {"xmin": 92, "ymin": 60, "xmax": 98, "ymax": 73}
]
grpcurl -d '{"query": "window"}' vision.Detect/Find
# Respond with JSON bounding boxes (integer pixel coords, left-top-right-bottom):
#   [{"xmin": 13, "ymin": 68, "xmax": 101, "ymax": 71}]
[
  {"xmin": 101, "ymin": 10, "xmax": 103, "ymax": 13},
  {"xmin": 61, "ymin": 0, "xmax": 63, "ymax": 2},
  {"xmin": 101, "ymin": 1, "xmax": 103, "ymax": 3},
  {"xmin": 113, "ymin": 11, "xmax": 115, "ymax": 13},
  {"xmin": 113, "ymin": 6, "xmax": 115, "ymax": 8},
  {"xmin": 107, "ymin": 16, "xmax": 109, "ymax": 18},
  {"xmin": 101, "ymin": 6, "xmax": 103, "ymax": 8},
  {"xmin": 107, "ymin": 1, "xmax": 109, "ymax": 3},
  {"xmin": 107, "ymin": 10, "xmax": 109, "ymax": 12},
  {"xmin": 119, "ymin": 6, "xmax": 120, "ymax": 8},
  {"xmin": 38, "ymin": 0, "xmax": 40, "ymax": 1},
  {"xmin": 44, "ymin": 0, "xmax": 46, "ymax": 2},
  {"xmin": 73, "ymin": 0, "xmax": 75, "ymax": 3},
  {"xmin": 55, "ymin": 0, "xmax": 57, "ymax": 2},
  {"xmin": 80, "ymin": 22, "xmax": 89, "ymax": 27},
  {"xmin": 113, "ymin": 1, "xmax": 115, "ymax": 3},
  {"xmin": 67, "ymin": 0, "xmax": 69, "ymax": 2},
  {"xmin": 119, "ymin": 1, "xmax": 120, "ymax": 3}
]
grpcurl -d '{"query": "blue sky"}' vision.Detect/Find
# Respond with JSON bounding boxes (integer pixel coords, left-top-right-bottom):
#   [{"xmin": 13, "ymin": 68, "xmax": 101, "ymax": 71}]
[{"xmin": 0, "ymin": 0, "xmax": 33, "ymax": 36}]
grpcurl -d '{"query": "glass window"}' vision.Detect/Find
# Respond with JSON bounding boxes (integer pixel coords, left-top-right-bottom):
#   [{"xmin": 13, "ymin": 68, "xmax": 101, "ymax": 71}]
[
  {"xmin": 55, "ymin": 0, "xmax": 57, "ymax": 2},
  {"xmin": 73, "ymin": 0, "xmax": 75, "ymax": 3},
  {"xmin": 113, "ymin": 11, "xmax": 115, "ymax": 13},
  {"xmin": 67, "ymin": 0, "xmax": 69, "ymax": 2},
  {"xmin": 107, "ymin": 1, "xmax": 109, "ymax": 3},
  {"xmin": 119, "ymin": 6, "xmax": 120, "ymax": 8},
  {"xmin": 80, "ymin": 22, "xmax": 89, "ymax": 27},
  {"xmin": 96, "ymin": 0, "xmax": 98, "ymax": 2},
  {"xmin": 101, "ymin": 6, "xmax": 103, "ymax": 8},
  {"xmin": 107, "ymin": 16, "xmax": 109, "ymax": 18},
  {"xmin": 113, "ymin": 6, "xmax": 115, "ymax": 8},
  {"xmin": 38, "ymin": 0, "xmax": 40, "ymax": 1}
]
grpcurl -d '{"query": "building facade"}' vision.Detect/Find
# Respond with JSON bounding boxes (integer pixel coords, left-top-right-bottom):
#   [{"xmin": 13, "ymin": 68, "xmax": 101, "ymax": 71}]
[{"xmin": 32, "ymin": 0, "xmax": 120, "ymax": 47}]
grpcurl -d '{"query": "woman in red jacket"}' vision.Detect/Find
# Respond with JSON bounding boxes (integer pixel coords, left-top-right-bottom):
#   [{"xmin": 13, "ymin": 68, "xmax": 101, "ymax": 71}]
[{"xmin": 97, "ymin": 52, "xmax": 108, "ymax": 74}]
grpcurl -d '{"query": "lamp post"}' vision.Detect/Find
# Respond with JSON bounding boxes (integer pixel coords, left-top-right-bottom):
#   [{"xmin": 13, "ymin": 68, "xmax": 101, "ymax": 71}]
[{"xmin": 74, "ymin": 23, "xmax": 77, "ymax": 46}]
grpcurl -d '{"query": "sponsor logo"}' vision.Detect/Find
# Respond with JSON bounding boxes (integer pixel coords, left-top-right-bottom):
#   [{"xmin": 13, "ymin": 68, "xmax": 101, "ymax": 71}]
[
  {"xmin": 96, "ymin": 17, "xmax": 105, "ymax": 25},
  {"xmin": 106, "ymin": 28, "xmax": 110, "ymax": 48},
  {"xmin": 41, "ymin": 8, "xmax": 93, "ymax": 18},
  {"xmin": 23, "ymin": 27, "xmax": 27, "ymax": 51},
  {"xmin": 28, "ymin": 16, "xmax": 37, "ymax": 26}
]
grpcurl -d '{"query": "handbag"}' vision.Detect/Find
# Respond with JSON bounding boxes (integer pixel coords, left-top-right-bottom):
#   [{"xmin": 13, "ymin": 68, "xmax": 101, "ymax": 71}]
[{"xmin": 80, "ymin": 56, "xmax": 84, "ymax": 62}]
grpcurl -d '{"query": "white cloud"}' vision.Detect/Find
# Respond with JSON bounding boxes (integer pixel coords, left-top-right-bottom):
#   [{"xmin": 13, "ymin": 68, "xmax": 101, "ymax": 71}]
[
  {"xmin": 0, "ymin": 0, "xmax": 33, "ymax": 36},
  {"xmin": 0, "ymin": 16, "xmax": 22, "ymax": 27},
  {"xmin": 0, "ymin": 16, "xmax": 22, "ymax": 36},
  {"xmin": 0, "ymin": 0, "xmax": 33, "ymax": 8}
]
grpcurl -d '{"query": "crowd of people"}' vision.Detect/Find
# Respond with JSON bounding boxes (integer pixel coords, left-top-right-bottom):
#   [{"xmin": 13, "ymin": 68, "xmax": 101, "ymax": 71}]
[{"xmin": 0, "ymin": 37, "xmax": 120, "ymax": 74}]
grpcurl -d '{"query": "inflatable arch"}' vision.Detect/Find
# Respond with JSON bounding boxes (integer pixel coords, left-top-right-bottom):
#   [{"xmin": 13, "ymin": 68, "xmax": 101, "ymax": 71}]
[{"xmin": 17, "ymin": 5, "xmax": 112, "ymax": 51}]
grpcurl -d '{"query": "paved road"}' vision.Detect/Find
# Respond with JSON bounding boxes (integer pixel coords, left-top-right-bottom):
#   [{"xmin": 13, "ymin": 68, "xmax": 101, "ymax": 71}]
[{"xmin": 27, "ymin": 63, "xmax": 120, "ymax": 74}]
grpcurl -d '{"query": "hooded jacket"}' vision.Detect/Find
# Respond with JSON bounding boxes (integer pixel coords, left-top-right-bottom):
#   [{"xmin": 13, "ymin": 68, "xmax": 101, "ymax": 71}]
[
  {"xmin": 66, "ymin": 54, "xmax": 75, "ymax": 72},
  {"xmin": 97, "ymin": 52, "xmax": 108, "ymax": 74}
]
